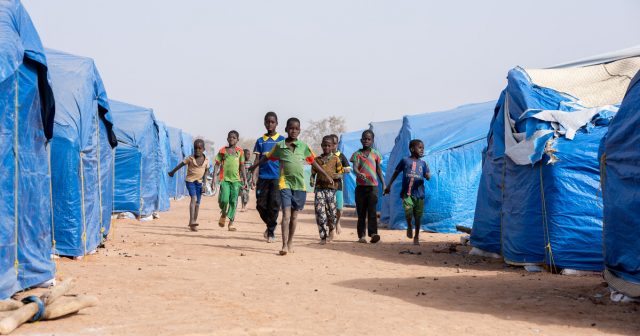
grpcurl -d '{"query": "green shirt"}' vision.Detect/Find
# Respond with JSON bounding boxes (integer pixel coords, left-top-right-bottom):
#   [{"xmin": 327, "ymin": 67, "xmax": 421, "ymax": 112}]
[
  {"xmin": 215, "ymin": 146, "xmax": 245, "ymax": 182},
  {"xmin": 267, "ymin": 139, "xmax": 315, "ymax": 191}
]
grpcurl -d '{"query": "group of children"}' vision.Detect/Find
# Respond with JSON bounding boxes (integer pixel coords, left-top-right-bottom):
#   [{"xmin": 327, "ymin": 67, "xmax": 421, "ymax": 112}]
[{"xmin": 169, "ymin": 111, "xmax": 431, "ymax": 255}]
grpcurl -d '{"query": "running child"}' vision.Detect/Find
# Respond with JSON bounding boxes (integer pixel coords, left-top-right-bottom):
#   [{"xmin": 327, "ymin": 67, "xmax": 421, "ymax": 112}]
[
  {"xmin": 310, "ymin": 135, "xmax": 343, "ymax": 244},
  {"xmin": 213, "ymin": 130, "xmax": 246, "ymax": 231},
  {"xmin": 239, "ymin": 149, "xmax": 252, "ymax": 212},
  {"xmin": 168, "ymin": 139, "xmax": 210, "ymax": 231},
  {"xmin": 250, "ymin": 118, "xmax": 334, "ymax": 255},
  {"xmin": 330, "ymin": 133, "xmax": 351, "ymax": 235},
  {"xmin": 350, "ymin": 130, "xmax": 386, "ymax": 243},
  {"xmin": 384, "ymin": 139, "xmax": 430, "ymax": 245},
  {"xmin": 252, "ymin": 112, "xmax": 286, "ymax": 243}
]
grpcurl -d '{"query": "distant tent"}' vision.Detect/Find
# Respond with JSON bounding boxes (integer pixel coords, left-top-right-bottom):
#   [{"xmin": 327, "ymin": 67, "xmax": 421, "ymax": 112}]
[
  {"xmin": 386, "ymin": 102, "xmax": 495, "ymax": 233},
  {"xmin": 338, "ymin": 129, "xmax": 365, "ymax": 207},
  {"xmin": 369, "ymin": 119, "xmax": 403, "ymax": 222},
  {"xmin": 167, "ymin": 126, "xmax": 187, "ymax": 198},
  {"xmin": 471, "ymin": 47, "xmax": 640, "ymax": 271},
  {"xmin": 0, "ymin": 0, "xmax": 56, "ymax": 298},
  {"xmin": 47, "ymin": 49, "xmax": 117, "ymax": 257},
  {"xmin": 156, "ymin": 121, "xmax": 171, "ymax": 212},
  {"xmin": 111, "ymin": 100, "xmax": 163, "ymax": 217},
  {"xmin": 602, "ymin": 70, "xmax": 640, "ymax": 295}
]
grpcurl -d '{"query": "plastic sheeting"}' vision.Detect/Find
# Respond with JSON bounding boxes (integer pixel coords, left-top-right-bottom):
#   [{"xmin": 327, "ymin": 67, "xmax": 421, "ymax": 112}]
[
  {"xmin": 156, "ymin": 121, "xmax": 171, "ymax": 212},
  {"xmin": 111, "ymin": 100, "xmax": 162, "ymax": 217},
  {"xmin": 369, "ymin": 119, "xmax": 402, "ymax": 222},
  {"xmin": 167, "ymin": 126, "xmax": 187, "ymax": 198},
  {"xmin": 386, "ymin": 102, "xmax": 495, "ymax": 233},
  {"xmin": 0, "ymin": 0, "xmax": 56, "ymax": 299},
  {"xmin": 337, "ymin": 129, "xmax": 365, "ymax": 207},
  {"xmin": 471, "ymin": 49, "xmax": 640, "ymax": 271},
  {"xmin": 47, "ymin": 49, "xmax": 116, "ymax": 257},
  {"xmin": 602, "ymin": 71, "xmax": 640, "ymax": 293}
]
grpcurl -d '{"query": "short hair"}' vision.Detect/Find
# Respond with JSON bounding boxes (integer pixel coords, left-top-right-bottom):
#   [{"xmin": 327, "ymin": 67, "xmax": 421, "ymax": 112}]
[
  {"xmin": 243, "ymin": 148, "xmax": 251, "ymax": 158},
  {"xmin": 286, "ymin": 117, "xmax": 300, "ymax": 128},
  {"xmin": 264, "ymin": 111, "xmax": 278, "ymax": 122},
  {"xmin": 228, "ymin": 130, "xmax": 239, "ymax": 138},
  {"xmin": 362, "ymin": 129, "xmax": 375, "ymax": 139},
  {"xmin": 329, "ymin": 134, "xmax": 339, "ymax": 144},
  {"xmin": 193, "ymin": 138, "xmax": 205, "ymax": 148},
  {"xmin": 409, "ymin": 139, "xmax": 423, "ymax": 149},
  {"xmin": 322, "ymin": 135, "xmax": 334, "ymax": 143}
]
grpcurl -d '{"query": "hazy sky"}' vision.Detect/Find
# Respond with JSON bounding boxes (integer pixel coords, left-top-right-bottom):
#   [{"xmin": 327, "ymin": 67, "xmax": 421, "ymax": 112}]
[{"xmin": 23, "ymin": 0, "xmax": 640, "ymax": 147}]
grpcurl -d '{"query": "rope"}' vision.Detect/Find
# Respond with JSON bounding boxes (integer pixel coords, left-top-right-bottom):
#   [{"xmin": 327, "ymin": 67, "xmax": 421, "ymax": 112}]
[
  {"xmin": 79, "ymin": 152, "xmax": 87, "ymax": 256},
  {"xmin": 96, "ymin": 115, "xmax": 104, "ymax": 243},
  {"xmin": 13, "ymin": 75, "xmax": 19, "ymax": 276},
  {"xmin": 139, "ymin": 157, "xmax": 144, "ymax": 216},
  {"xmin": 599, "ymin": 153, "xmax": 607, "ymax": 267},
  {"xmin": 48, "ymin": 143, "xmax": 58, "ymax": 270},
  {"xmin": 539, "ymin": 165, "xmax": 557, "ymax": 273}
]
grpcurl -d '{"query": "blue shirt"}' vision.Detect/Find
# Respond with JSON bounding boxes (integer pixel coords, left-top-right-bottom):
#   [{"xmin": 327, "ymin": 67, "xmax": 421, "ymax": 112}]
[
  {"xmin": 394, "ymin": 157, "xmax": 430, "ymax": 199},
  {"xmin": 253, "ymin": 133, "xmax": 285, "ymax": 180}
]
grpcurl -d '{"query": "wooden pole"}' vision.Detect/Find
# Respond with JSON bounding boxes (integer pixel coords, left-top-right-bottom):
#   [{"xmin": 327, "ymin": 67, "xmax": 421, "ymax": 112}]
[
  {"xmin": 0, "ymin": 302, "xmax": 22, "ymax": 312},
  {"xmin": 42, "ymin": 296, "xmax": 98, "ymax": 320}
]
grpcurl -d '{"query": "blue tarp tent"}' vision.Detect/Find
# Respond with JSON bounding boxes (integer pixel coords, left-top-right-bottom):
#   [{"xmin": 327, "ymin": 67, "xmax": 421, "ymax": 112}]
[
  {"xmin": 0, "ymin": 0, "xmax": 56, "ymax": 299},
  {"xmin": 386, "ymin": 102, "xmax": 495, "ymax": 233},
  {"xmin": 602, "ymin": 70, "xmax": 640, "ymax": 295},
  {"xmin": 156, "ymin": 121, "xmax": 171, "ymax": 212},
  {"xmin": 47, "ymin": 49, "xmax": 117, "ymax": 257},
  {"xmin": 111, "ymin": 100, "xmax": 163, "ymax": 217},
  {"xmin": 167, "ymin": 126, "xmax": 187, "ymax": 198},
  {"xmin": 471, "ymin": 48, "xmax": 640, "ymax": 271},
  {"xmin": 338, "ymin": 129, "xmax": 365, "ymax": 207},
  {"xmin": 369, "ymin": 119, "xmax": 402, "ymax": 222}
]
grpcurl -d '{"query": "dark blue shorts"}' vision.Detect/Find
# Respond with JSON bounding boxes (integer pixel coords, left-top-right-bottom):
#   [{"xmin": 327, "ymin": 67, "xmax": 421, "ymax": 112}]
[
  {"xmin": 186, "ymin": 181, "xmax": 203, "ymax": 204},
  {"xmin": 280, "ymin": 189, "xmax": 307, "ymax": 211}
]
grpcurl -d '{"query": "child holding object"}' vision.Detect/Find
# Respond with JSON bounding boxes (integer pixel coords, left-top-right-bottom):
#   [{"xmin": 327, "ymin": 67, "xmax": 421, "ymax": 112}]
[
  {"xmin": 213, "ymin": 130, "xmax": 246, "ymax": 231},
  {"xmin": 384, "ymin": 139, "xmax": 431, "ymax": 245},
  {"xmin": 250, "ymin": 118, "xmax": 334, "ymax": 255},
  {"xmin": 168, "ymin": 139, "xmax": 210, "ymax": 231},
  {"xmin": 310, "ymin": 135, "xmax": 344, "ymax": 244},
  {"xmin": 350, "ymin": 130, "xmax": 386, "ymax": 244}
]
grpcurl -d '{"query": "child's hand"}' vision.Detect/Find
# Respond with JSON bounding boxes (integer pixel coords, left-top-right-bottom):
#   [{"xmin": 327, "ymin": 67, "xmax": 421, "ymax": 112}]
[
  {"xmin": 383, "ymin": 186, "xmax": 391, "ymax": 195},
  {"xmin": 324, "ymin": 172, "xmax": 334, "ymax": 185},
  {"xmin": 168, "ymin": 171, "xmax": 174, "ymax": 177},
  {"xmin": 310, "ymin": 179, "xmax": 315, "ymax": 187},
  {"xmin": 357, "ymin": 172, "xmax": 367, "ymax": 181}
]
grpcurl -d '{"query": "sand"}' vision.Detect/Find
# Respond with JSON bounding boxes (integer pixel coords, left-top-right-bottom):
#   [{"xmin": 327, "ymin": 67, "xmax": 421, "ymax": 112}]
[{"xmin": 12, "ymin": 195, "xmax": 640, "ymax": 335}]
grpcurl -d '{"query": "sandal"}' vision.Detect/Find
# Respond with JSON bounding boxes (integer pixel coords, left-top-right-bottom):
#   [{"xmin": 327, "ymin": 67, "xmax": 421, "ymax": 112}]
[{"xmin": 218, "ymin": 216, "xmax": 226, "ymax": 227}]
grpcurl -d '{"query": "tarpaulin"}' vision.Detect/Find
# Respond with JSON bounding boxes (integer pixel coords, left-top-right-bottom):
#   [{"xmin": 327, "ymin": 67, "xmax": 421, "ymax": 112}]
[
  {"xmin": 167, "ymin": 126, "xmax": 186, "ymax": 198},
  {"xmin": 337, "ymin": 129, "xmax": 365, "ymax": 207},
  {"xmin": 369, "ymin": 119, "xmax": 402, "ymax": 222},
  {"xmin": 156, "ymin": 121, "xmax": 171, "ymax": 211}
]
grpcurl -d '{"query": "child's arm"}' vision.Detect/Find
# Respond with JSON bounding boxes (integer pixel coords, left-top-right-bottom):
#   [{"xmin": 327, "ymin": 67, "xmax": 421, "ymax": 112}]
[
  {"xmin": 423, "ymin": 161, "xmax": 431, "ymax": 181},
  {"xmin": 311, "ymin": 161, "xmax": 334, "ymax": 186},
  {"xmin": 310, "ymin": 164, "xmax": 317, "ymax": 187},
  {"xmin": 383, "ymin": 170, "xmax": 400, "ymax": 195},
  {"xmin": 249, "ymin": 156, "xmax": 268, "ymax": 172},
  {"xmin": 212, "ymin": 162, "xmax": 220, "ymax": 187},
  {"xmin": 376, "ymin": 160, "xmax": 386, "ymax": 192},
  {"xmin": 168, "ymin": 162, "xmax": 185, "ymax": 177}
]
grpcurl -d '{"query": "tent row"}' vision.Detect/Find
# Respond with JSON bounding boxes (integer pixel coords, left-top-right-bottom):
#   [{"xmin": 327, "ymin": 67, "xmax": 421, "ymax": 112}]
[{"xmin": 0, "ymin": 0, "xmax": 195, "ymax": 299}]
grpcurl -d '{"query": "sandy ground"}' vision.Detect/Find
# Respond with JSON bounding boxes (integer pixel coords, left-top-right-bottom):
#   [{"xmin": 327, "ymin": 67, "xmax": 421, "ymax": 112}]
[{"xmin": 10, "ymin": 195, "xmax": 640, "ymax": 336}]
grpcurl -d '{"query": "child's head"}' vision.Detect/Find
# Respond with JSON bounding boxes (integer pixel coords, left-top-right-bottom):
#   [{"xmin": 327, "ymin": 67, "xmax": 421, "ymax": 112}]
[
  {"xmin": 329, "ymin": 134, "xmax": 339, "ymax": 151},
  {"xmin": 321, "ymin": 135, "xmax": 334, "ymax": 155},
  {"xmin": 360, "ymin": 130, "xmax": 374, "ymax": 149},
  {"xmin": 285, "ymin": 117, "xmax": 301, "ymax": 139},
  {"xmin": 409, "ymin": 139, "xmax": 424, "ymax": 158},
  {"xmin": 193, "ymin": 139, "xmax": 205, "ymax": 157},
  {"xmin": 264, "ymin": 111, "xmax": 278, "ymax": 133},
  {"xmin": 227, "ymin": 130, "xmax": 239, "ymax": 146},
  {"xmin": 243, "ymin": 149, "xmax": 251, "ymax": 161}
]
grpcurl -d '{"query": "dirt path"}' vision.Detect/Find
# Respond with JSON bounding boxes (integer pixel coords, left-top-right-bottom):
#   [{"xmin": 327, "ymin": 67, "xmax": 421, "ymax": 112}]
[{"xmin": 13, "ymin": 195, "xmax": 640, "ymax": 335}]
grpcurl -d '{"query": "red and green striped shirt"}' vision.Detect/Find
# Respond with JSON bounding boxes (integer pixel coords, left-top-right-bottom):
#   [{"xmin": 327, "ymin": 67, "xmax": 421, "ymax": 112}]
[{"xmin": 350, "ymin": 148, "xmax": 382, "ymax": 186}]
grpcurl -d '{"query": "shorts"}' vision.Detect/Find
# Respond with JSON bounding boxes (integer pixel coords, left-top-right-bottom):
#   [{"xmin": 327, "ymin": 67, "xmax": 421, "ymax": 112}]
[
  {"xmin": 402, "ymin": 196, "xmax": 424, "ymax": 218},
  {"xmin": 280, "ymin": 189, "xmax": 307, "ymax": 211},
  {"xmin": 335, "ymin": 190, "xmax": 344, "ymax": 210},
  {"xmin": 186, "ymin": 181, "xmax": 203, "ymax": 204}
]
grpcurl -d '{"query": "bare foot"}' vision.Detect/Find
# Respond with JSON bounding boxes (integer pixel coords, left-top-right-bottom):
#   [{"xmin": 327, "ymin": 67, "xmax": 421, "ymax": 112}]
[
  {"xmin": 406, "ymin": 224, "xmax": 413, "ymax": 238},
  {"xmin": 218, "ymin": 216, "xmax": 226, "ymax": 227},
  {"xmin": 279, "ymin": 250, "xmax": 287, "ymax": 256},
  {"xmin": 228, "ymin": 222, "xmax": 237, "ymax": 231},
  {"xmin": 413, "ymin": 237, "xmax": 420, "ymax": 246},
  {"xmin": 320, "ymin": 239, "xmax": 327, "ymax": 245},
  {"xmin": 336, "ymin": 223, "xmax": 342, "ymax": 235},
  {"xmin": 287, "ymin": 246, "xmax": 295, "ymax": 253}
]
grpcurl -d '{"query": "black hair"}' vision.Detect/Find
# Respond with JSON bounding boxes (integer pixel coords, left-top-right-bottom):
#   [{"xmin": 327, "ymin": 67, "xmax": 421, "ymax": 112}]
[
  {"xmin": 194, "ymin": 138, "xmax": 205, "ymax": 148},
  {"xmin": 286, "ymin": 117, "xmax": 301, "ymax": 128},
  {"xmin": 228, "ymin": 130, "xmax": 239, "ymax": 138},
  {"xmin": 264, "ymin": 111, "xmax": 278, "ymax": 122},
  {"xmin": 329, "ymin": 133, "xmax": 339, "ymax": 144},
  {"xmin": 362, "ymin": 129, "xmax": 375, "ymax": 139},
  {"xmin": 322, "ymin": 135, "xmax": 334, "ymax": 143},
  {"xmin": 409, "ymin": 139, "xmax": 423, "ymax": 149}
]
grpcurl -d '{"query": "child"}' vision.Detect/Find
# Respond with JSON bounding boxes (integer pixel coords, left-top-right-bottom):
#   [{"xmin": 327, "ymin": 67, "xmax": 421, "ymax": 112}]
[
  {"xmin": 250, "ymin": 118, "xmax": 334, "ymax": 255},
  {"xmin": 252, "ymin": 112, "xmax": 286, "ymax": 243},
  {"xmin": 168, "ymin": 139, "xmax": 210, "ymax": 231},
  {"xmin": 240, "ymin": 149, "xmax": 252, "ymax": 212},
  {"xmin": 384, "ymin": 139, "xmax": 430, "ymax": 245},
  {"xmin": 350, "ymin": 130, "xmax": 386, "ymax": 243},
  {"xmin": 330, "ymin": 133, "xmax": 351, "ymax": 235},
  {"xmin": 213, "ymin": 130, "xmax": 246, "ymax": 231},
  {"xmin": 310, "ymin": 135, "xmax": 343, "ymax": 244}
]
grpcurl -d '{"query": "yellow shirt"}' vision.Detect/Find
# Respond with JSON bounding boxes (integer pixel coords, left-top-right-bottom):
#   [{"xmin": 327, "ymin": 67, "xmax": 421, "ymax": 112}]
[{"xmin": 183, "ymin": 155, "xmax": 210, "ymax": 183}]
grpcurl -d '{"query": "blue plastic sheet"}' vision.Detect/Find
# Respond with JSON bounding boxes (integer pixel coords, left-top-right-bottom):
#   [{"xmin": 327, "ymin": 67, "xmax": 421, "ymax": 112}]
[
  {"xmin": 337, "ymin": 129, "xmax": 365, "ymax": 207},
  {"xmin": 156, "ymin": 121, "xmax": 171, "ymax": 211},
  {"xmin": 0, "ymin": 0, "xmax": 56, "ymax": 299},
  {"xmin": 386, "ymin": 102, "xmax": 495, "ymax": 232},
  {"xmin": 369, "ymin": 119, "xmax": 402, "ymax": 221},
  {"xmin": 602, "ymin": 70, "xmax": 640, "ymax": 287},
  {"xmin": 47, "ymin": 49, "xmax": 116, "ymax": 257},
  {"xmin": 111, "ymin": 100, "xmax": 162, "ymax": 216},
  {"xmin": 167, "ymin": 126, "xmax": 186, "ymax": 198}
]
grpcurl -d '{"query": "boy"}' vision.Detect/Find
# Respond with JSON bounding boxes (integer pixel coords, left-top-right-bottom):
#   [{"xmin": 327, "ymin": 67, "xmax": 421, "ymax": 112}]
[
  {"xmin": 330, "ymin": 134, "xmax": 351, "ymax": 235},
  {"xmin": 168, "ymin": 139, "xmax": 210, "ymax": 231},
  {"xmin": 250, "ymin": 118, "xmax": 334, "ymax": 255},
  {"xmin": 252, "ymin": 112, "xmax": 285, "ymax": 242},
  {"xmin": 384, "ymin": 139, "xmax": 430, "ymax": 245},
  {"xmin": 350, "ymin": 130, "xmax": 386, "ymax": 243},
  {"xmin": 213, "ymin": 130, "xmax": 246, "ymax": 231},
  {"xmin": 240, "ymin": 149, "xmax": 252, "ymax": 212},
  {"xmin": 311, "ymin": 135, "xmax": 343, "ymax": 244}
]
